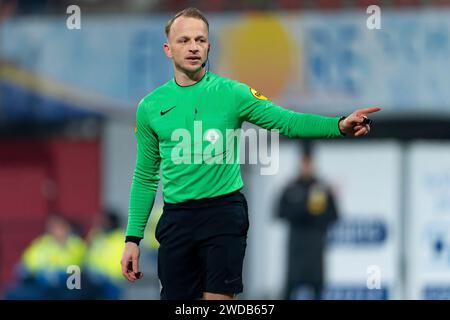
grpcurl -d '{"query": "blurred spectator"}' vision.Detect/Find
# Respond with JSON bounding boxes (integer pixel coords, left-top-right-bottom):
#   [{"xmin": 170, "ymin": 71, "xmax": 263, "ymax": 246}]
[
  {"xmin": 5, "ymin": 214, "xmax": 86, "ymax": 300},
  {"xmin": 83, "ymin": 209, "xmax": 126, "ymax": 300},
  {"xmin": 277, "ymin": 143, "xmax": 339, "ymax": 300}
]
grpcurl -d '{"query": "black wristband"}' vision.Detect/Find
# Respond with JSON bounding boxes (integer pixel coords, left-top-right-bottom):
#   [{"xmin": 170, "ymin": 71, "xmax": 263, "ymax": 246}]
[
  {"xmin": 125, "ymin": 236, "xmax": 142, "ymax": 245},
  {"xmin": 338, "ymin": 116, "xmax": 347, "ymax": 136}
]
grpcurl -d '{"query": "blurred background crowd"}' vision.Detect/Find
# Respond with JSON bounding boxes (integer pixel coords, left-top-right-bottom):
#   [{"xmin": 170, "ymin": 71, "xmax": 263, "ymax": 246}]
[{"xmin": 1, "ymin": 0, "xmax": 450, "ymax": 300}]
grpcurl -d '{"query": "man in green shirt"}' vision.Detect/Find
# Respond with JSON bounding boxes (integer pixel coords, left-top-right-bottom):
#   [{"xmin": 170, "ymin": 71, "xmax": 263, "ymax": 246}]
[{"xmin": 121, "ymin": 7, "xmax": 380, "ymax": 300}]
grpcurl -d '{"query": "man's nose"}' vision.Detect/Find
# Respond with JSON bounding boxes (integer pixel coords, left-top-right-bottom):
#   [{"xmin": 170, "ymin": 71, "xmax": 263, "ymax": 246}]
[{"xmin": 188, "ymin": 41, "xmax": 199, "ymax": 53}]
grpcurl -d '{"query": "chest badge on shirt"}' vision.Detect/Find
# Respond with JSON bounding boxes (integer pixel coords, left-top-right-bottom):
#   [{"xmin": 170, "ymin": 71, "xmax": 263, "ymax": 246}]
[
  {"xmin": 250, "ymin": 88, "xmax": 268, "ymax": 100},
  {"xmin": 205, "ymin": 129, "xmax": 220, "ymax": 144}
]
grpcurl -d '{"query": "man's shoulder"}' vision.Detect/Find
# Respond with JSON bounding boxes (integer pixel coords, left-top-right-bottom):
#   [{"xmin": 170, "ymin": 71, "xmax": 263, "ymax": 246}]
[
  {"xmin": 28, "ymin": 234, "xmax": 53, "ymax": 248},
  {"xmin": 209, "ymin": 72, "xmax": 242, "ymax": 89},
  {"xmin": 137, "ymin": 80, "xmax": 174, "ymax": 109},
  {"xmin": 283, "ymin": 178, "xmax": 312, "ymax": 193},
  {"xmin": 210, "ymin": 73, "xmax": 260, "ymax": 100}
]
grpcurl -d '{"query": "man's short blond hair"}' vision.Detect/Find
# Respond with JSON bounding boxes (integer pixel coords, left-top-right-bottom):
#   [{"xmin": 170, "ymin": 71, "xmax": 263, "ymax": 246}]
[{"xmin": 165, "ymin": 7, "xmax": 209, "ymax": 38}]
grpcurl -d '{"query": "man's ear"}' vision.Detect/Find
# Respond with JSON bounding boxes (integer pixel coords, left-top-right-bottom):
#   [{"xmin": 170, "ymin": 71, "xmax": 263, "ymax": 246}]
[
  {"xmin": 208, "ymin": 44, "xmax": 211, "ymax": 53},
  {"xmin": 163, "ymin": 43, "xmax": 172, "ymax": 58}
]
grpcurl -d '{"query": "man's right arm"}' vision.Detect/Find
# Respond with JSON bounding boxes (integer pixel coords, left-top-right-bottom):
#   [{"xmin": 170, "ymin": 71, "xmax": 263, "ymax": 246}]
[{"xmin": 126, "ymin": 99, "xmax": 161, "ymax": 243}]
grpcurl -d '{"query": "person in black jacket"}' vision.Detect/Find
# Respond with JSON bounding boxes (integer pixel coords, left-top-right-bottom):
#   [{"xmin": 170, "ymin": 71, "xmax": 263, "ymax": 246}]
[{"xmin": 277, "ymin": 144, "xmax": 339, "ymax": 300}]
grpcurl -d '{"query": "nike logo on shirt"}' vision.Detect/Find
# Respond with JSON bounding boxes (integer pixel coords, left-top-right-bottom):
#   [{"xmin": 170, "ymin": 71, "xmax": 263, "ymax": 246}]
[{"xmin": 160, "ymin": 106, "xmax": 176, "ymax": 116}]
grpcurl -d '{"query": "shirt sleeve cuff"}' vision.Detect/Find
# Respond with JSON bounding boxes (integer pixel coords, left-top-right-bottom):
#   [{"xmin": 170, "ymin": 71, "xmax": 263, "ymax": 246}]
[
  {"xmin": 338, "ymin": 116, "xmax": 347, "ymax": 136},
  {"xmin": 125, "ymin": 236, "xmax": 142, "ymax": 245}
]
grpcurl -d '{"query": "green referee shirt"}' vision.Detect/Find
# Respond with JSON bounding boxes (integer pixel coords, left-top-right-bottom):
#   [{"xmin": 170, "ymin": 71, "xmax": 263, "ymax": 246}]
[{"xmin": 127, "ymin": 71, "xmax": 343, "ymax": 238}]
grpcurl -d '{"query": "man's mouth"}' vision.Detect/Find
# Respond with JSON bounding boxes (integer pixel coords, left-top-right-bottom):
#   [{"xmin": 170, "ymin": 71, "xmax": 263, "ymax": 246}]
[{"xmin": 186, "ymin": 56, "xmax": 201, "ymax": 62}]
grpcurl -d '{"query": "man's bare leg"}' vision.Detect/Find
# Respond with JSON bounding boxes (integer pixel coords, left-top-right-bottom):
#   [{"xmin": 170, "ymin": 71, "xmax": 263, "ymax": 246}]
[{"xmin": 203, "ymin": 292, "xmax": 236, "ymax": 300}]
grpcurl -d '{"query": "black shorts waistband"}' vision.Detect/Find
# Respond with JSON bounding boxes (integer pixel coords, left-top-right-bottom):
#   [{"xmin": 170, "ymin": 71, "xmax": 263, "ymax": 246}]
[{"xmin": 163, "ymin": 189, "xmax": 243, "ymax": 209}]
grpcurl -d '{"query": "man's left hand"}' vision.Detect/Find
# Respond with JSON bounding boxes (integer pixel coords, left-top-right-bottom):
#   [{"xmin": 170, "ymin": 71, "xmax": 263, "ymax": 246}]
[{"xmin": 339, "ymin": 107, "xmax": 381, "ymax": 137}]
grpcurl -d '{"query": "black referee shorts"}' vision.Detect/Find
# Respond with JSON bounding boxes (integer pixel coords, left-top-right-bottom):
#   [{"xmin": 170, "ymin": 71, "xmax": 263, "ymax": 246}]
[{"xmin": 155, "ymin": 190, "xmax": 249, "ymax": 300}]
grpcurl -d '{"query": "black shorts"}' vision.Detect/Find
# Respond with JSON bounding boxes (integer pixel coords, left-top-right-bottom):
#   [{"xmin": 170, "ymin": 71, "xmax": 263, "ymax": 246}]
[{"xmin": 155, "ymin": 190, "xmax": 249, "ymax": 300}]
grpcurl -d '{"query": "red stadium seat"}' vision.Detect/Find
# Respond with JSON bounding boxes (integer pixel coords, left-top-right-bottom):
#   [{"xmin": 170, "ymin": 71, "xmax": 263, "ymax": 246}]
[
  {"xmin": 355, "ymin": 0, "xmax": 383, "ymax": 8},
  {"xmin": 317, "ymin": 0, "xmax": 345, "ymax": 10},
  {"xmin": 201, "ymin": 0, "xmax": 226, "ymax": 12},
  {"xmin": 392, "ymin": 0, "xmax": 421, "ymax": 7},
  {"xmin": 277, "ymin": 0, "xmax": 303, "ymax": 10},
  {"xmin": 431, "ymin": 0, "xmax": 450, "ymax": 7},
  {"xmin": 0, "ymin": 221, "xmax": 44, "ymax": 290},
  {"xmin": 164, "ymin": 0, "xmax": 189, "ymax": 12}
]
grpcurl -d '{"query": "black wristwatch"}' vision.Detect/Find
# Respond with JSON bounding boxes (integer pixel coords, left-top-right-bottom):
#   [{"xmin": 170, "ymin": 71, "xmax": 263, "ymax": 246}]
[
  {"xmin": 338, "ymin": 116, "xmax": 347, "ymax": 136},
  {"xmin": 362, "ymin": 117, "xmax": 373, "ymax": 126}
]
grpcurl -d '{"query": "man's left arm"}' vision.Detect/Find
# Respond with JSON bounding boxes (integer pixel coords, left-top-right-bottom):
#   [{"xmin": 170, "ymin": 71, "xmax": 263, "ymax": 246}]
[{"xmin": 234, "ymin": 82, "xmax": 380, "ymax": 138}]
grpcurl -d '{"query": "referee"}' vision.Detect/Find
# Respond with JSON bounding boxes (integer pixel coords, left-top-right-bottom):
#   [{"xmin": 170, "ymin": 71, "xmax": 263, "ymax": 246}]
[{"xmin": 121, "ymin": 7, "xmax": 380, "ymax": 300}]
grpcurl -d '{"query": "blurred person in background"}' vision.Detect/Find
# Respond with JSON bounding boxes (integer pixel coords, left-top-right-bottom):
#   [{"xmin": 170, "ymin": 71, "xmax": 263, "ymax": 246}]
[
  {"xmin": 121, "ymin": 7, "xmax": 378, "ymax": 300},
  {"xmin": 277, "ymin": 142, "xmax": 339, "ymax": 300},
  {"xmin": 83, "ymin": 209, "xmax": 126, "ymax": 300},
  {"xmin": 5, "ymin": 214, "xmax": 86, "ymax": 300}
]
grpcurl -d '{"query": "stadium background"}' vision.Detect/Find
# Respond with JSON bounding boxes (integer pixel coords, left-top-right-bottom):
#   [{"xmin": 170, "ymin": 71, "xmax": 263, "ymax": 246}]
[{"xmin": 1, "ymin": 0, "xmax": 450, "ymax": 299}]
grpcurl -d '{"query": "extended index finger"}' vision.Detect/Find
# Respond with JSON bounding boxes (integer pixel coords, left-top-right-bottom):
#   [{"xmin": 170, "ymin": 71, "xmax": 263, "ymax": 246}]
[{"xmin": 358, "ymin": 106, "xmax": 381, "ymax": 115}]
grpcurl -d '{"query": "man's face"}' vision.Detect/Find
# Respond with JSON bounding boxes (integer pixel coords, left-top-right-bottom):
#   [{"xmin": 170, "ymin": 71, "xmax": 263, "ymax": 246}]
[
  {"xmin": 164, "ymin": 17, "xmax": 209, "ymax": 74},
  {"xmin": 47, "ymin": 216, "xmax": 70, "ymax": 243}
]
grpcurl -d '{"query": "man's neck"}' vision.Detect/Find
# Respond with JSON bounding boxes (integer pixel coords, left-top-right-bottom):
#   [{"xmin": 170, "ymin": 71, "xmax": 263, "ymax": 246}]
[{"xmin": 174, "ymin": 67, "xmax": 206, "ymax": 86}]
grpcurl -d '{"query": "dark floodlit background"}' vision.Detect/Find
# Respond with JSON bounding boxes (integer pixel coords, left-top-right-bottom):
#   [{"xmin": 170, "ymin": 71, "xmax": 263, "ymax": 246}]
[{"xmin": 1, "ymin": 0, "xmax": 450, "ymax": 300}]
